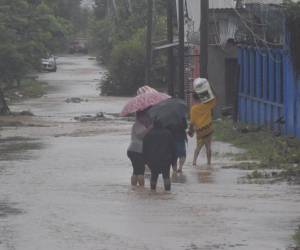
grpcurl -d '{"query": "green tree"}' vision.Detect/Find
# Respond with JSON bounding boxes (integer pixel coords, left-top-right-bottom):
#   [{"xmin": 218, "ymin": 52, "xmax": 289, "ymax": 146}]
[
  {"xmin": 94, "ymin": 0, "xmax": 108, "ymax": 19},
  {"xmin": 90, "ymin": 0, "xmax": 168, "ymax": 96},
  {"xmin": 107, "ymin": 29, "xmax": 146, "ymax": 95},
  {"xmin": 0, "ymin": 0, "xmax": 82, "ymax": 113}
]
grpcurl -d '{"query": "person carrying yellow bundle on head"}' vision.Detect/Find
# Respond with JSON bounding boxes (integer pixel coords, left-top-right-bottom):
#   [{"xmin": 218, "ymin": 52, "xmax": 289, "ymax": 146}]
[{"xmin": 188, "ymin": 78, "xmax": 216, "ymax": 167}]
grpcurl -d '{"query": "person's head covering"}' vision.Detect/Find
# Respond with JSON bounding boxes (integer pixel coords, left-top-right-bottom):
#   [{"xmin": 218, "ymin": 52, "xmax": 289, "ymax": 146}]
[
  {"xmin": 193, "ymin": 78, "xmax": 209, "ymax": 94},
  {"xmin": 192, "ymin": 78, "xmax": 215, "ymax": 103}
]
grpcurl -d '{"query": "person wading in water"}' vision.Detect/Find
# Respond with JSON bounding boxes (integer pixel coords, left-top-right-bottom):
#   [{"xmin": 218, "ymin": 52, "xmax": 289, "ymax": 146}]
[
  {"xmin": 143, "ymin": 120, "xmax": 176, "ymax": 191},
  {"xmin": 188, "ymin": 78, "xmax": 216, "ymax": 166},
  {"xmin": 127, "ymin": 111, "xmax": 152, "ymax": 186}
]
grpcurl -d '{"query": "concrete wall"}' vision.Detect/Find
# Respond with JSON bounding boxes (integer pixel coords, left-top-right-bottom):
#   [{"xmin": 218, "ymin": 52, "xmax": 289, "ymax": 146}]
[{"xmin": 207, "ymin": 45, "xmax": 237, "ymax": 117}]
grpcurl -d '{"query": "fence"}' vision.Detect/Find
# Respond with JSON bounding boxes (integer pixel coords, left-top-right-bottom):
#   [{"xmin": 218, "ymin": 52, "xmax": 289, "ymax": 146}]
[{"xmin": 238, "ymin": 46, "xmax": 300, "ymax": 138}]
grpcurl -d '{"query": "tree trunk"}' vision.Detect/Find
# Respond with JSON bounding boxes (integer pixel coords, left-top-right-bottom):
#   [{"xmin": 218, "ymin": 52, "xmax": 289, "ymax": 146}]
[{"xmin": 0, "ymin": 89, "xmax": 9, "ymax": 115}]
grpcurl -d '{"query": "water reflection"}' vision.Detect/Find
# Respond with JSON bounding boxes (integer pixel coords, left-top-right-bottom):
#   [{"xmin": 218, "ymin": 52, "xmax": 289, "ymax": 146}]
[
  {"xmin": 0, "ymin": 137, "xmax": 44, "ymax": 161},
  {"xmin": 196, "ymin": 167, "xmax": 215, "ymax": 184},
  {"xmin": 171, "ymin": 172, "xmax": 187, "ymax": 184}
]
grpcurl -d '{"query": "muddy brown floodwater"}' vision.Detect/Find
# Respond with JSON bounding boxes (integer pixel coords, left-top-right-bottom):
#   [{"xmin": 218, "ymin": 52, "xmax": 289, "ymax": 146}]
[{"xmin": 0, "ymin": 55, "xmax": 299, "ymax": 250}]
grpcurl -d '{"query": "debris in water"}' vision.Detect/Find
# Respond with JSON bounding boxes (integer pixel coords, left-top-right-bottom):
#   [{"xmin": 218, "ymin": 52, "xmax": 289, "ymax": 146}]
[
  {"xmin": 74, "ymin": 112, "xmax": 105, "ymax": 122},
  {"xmin": 65, "ymin": 97, "xmax": 88, "ymax": 103}
]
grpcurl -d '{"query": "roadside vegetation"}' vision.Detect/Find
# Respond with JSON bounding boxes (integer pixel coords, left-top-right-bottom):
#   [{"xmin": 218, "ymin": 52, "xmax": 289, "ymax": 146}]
[
  {"xmin": 0, "ymin": 0, "xmax": 85, "ymax": 114},
  {"xmin": 215, "ymin": 120, "xmax": 300, "ymax": 247},
  {"xmin": 5, "ymin": 79, "xmax": 48, "ymax": 102},
  {"xmin": 89, "ymin": 0, "xmax": 169, "ymax": 96},
  {"xmin": 293, "ymin": 227, "xmax": 300, "ymax": 248},
  {"xmin": 214, "ymin": 119, "xmax": 300, "ymax": 183}
]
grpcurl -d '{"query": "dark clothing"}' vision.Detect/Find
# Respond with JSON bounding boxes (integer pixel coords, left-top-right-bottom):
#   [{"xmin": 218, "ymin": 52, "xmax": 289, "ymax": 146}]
[
  {"xmin": 175, "ymin": 141, "xmax": 186, "ymax": 158},
  {"xmin": 167, "ymin": 119, "xmax": 188, "ymax": 141},
  {"xmin": 167, "ymin": 119, "xmax": 187, "ymax": 159},
  {"xmin": 143, "ymin": 127, "xmax": 176, "ymax": 190},
  {"xmin": 149, "ymin": 163, "xmax": 171, "ymax": 183},
  {"xmin": 143, "ymin": 127, "xmax": 176, "ymax": 168},
  {"xmin": 127, "ymin": 151, "xmax": 145, "ymax": 175}
]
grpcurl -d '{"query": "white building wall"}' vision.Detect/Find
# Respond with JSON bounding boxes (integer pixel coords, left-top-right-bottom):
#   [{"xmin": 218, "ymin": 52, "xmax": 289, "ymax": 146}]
[{"xmin": 184, "ymin": 0, "xmax": 235, "ymax": 32}]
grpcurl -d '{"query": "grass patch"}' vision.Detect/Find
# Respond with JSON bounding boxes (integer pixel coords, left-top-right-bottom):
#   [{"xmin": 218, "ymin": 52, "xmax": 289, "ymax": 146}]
[
  {"xmin": 214, "ymin": 119, "xmax": 300, "ymax": 167},
  {"xmin": 213, "ymin": 119, "xmax": 300, "ymax": 181},
  {"xmin": 19, "ymin": 79, "xmax": 47, "ymax": 98},
  {"xmin": 293, "ymin": 227, "xmax": 300, "ymax": 248},
  {"xmin": 6, "ymin": 79, "xmax": 48, "ymax": 101}
]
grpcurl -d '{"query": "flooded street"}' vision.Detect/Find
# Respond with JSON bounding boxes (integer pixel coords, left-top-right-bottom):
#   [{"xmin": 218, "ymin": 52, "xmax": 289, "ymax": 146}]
[{"xmin": 0, "ymin": 55, "xmax": 299, "ymax": 250}]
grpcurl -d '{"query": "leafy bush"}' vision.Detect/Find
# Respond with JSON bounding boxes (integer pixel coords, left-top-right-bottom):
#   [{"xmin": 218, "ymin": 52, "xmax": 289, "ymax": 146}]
[
  {"xmin": 91, "ymin": 0, "xmax": 168, "ymax": 96},
  {"xmin": 107, "ymin": 29, "xmax": 146, "ymax": 95},
  {"xmin": 294, "ymin": 227, "xmax": 300, "ymax": 248},
  {"xmin": 89, "ymin": 19, "xmax": 113, "ymax": 63}
]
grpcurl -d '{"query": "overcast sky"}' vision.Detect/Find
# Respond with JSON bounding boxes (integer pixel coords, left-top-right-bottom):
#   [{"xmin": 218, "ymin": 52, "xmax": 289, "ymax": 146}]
[{"xmin": 81, "ymin": 0, "xmax": 95, "ymax": 9}]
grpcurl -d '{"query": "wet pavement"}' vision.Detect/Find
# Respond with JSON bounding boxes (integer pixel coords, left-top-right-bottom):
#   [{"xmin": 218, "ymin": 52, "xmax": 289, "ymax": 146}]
[{"xmin": 0, "ymin": 55, "xmax": 299, "ymax": 250}]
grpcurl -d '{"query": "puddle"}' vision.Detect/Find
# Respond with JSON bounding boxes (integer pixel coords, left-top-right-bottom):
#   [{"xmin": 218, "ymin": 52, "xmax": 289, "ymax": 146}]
[
  {"xmin": 196, "ymin": 169, "xmax": 215, "ymax": 184},
  {"xmin": 172, "ymin": 172, "xmax": 188, "ymax": 184}
]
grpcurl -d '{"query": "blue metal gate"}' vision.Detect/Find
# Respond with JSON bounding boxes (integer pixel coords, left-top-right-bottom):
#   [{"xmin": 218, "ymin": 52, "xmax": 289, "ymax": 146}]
[{"xmin": 238, "ymin": 46, "xmax": 300, "ymax": 138}]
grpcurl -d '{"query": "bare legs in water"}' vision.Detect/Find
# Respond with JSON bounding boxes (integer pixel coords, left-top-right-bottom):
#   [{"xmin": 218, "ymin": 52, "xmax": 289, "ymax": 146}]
[{"xmin": 192, "ymin": 135, "xmax": 212, "ymax": 166}]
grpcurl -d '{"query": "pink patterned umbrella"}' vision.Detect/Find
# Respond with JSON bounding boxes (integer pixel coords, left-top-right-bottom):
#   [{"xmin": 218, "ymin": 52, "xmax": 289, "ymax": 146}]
[
  {"xmin": 136, "ymin": 85, "xmax": 157, "ymax": 95},
  {"xmin": 120, "ymin": 90, "xmax": 170, "ymax": 116}
]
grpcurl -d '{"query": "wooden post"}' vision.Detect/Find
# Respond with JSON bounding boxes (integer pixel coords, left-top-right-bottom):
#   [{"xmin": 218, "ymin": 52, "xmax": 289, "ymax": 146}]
[
  {"xmin": 178, "ymin": 0, "xmax": 185, "ymax": 99},
  {"xmin": 167, "ymin": 0, "xmax": 175, "ymax": 96},
  {"xmin": 145, "ymin": 0, "xmax": 153, "ymax": 85},
  {"xmin": 200, "ymin": 0, "xmax": 209, "ymax": 79}
]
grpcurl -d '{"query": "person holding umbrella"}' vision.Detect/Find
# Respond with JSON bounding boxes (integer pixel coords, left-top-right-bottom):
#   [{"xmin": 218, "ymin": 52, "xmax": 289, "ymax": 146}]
[
  {"xmin": 121, "ymin": 86, "xmax": 171, "ymax": 187},
  {"xmin": 146, "ymin": 98, "xmax": 188, "ymax": 173},
  {"xmin": 143, "ymin": 119, "xmax": 176, "ymax": 191},
  {"xmin": 188, "ymin": 78, "xmax": 216, "ymax": 166}
]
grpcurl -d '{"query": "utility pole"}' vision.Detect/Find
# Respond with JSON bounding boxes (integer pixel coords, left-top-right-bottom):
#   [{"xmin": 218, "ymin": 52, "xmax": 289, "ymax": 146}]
[
  {"xmin": 127, "ymin": 0, "xmax": 132, "ymax": 13},
  {"xmin": 112, "ymin": 0, "xmax": 118, "ymax": 18},
  {"xmin": 167, "ymin": 0, "xmax": 175, "ymax": 96},
  {"xmin": 178, "ymin": 0, "xmax": 185, "ymax": 99},
  {"xmin": 236, "ymin": 0, "xmax": 244, "ymax": 8},
  {"xmin": 200, "ymin": 0, "xmax": 209, "ymax": 79},
  {"xmin": 145, "ymin": 0, "xmax": 153, "ymax": 85}
]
